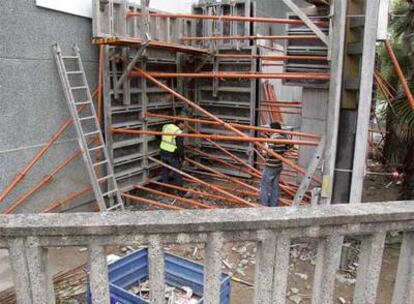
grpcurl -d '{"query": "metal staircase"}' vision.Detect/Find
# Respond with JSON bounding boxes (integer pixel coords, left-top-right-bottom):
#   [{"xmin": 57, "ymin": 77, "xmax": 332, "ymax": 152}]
[{"xmin": 53, "ymin": 44, "xmax": 124, "ymax": 211}]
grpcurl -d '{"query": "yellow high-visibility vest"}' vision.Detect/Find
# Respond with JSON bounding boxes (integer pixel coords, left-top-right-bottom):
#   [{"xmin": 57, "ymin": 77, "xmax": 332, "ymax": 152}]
[{"xmin": 160, "ymin": 124, "xmax": 182, "ymax": 152}]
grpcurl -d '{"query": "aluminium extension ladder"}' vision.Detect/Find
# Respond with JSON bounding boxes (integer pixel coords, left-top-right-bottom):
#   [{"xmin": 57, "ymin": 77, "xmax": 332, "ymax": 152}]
[{"xmin": 53, "ymin": 44, "xmax": 124, "ymax": 211}]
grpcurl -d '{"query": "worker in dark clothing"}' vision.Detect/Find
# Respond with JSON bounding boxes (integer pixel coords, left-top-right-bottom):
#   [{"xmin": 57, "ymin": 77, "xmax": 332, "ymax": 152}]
[
  {"xmin": 160, "ymin": 120, "xmax": 186, "ymax": 195},
  {"xmin": 260, "ymin": 122, "xmax": 289, "ymax": 207}
]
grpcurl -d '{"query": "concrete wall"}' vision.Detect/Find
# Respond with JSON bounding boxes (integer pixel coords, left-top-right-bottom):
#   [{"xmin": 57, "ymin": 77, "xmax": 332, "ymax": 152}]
[
  {"xmin": 255, "ymin": 0, "xmax": 308, "ymax": 36},
  {"xmin": 299, "ymin": 88, "xmax": 328, "ymax": 169},
  {"xmin": 0, "ymin": 0, "xmax": 98, "ymax": 213}
]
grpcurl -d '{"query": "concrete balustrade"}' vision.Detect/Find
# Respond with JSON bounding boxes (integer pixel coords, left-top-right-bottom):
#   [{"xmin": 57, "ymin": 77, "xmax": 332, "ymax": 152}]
[{"xmin": 2, "ymin": 201, "xmax": 414, "ymax": 303}]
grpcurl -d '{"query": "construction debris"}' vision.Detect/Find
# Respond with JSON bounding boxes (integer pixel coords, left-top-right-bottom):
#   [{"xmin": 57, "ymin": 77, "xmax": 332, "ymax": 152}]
[{"xmin": 127, "ymin": 280, "xmax": 200, "ymax": 304}]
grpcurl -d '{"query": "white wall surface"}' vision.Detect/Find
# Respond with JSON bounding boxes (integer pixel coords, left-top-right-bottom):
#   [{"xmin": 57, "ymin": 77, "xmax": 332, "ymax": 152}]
[{"xmin": 35, "ymin": 0, "xmax": 194, "ymax": 18}]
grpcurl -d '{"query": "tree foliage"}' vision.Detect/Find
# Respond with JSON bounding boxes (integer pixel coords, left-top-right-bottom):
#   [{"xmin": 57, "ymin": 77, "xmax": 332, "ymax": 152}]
[{"xmin": 378, "ymin": 0, "xmax": 414, "ymax": 199}]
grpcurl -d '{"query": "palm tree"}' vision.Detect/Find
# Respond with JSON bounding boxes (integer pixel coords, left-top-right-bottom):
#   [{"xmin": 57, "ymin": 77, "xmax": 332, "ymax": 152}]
[{"xmin": 379, "ymin": 0, "xmax": 414, "ymax": 199}]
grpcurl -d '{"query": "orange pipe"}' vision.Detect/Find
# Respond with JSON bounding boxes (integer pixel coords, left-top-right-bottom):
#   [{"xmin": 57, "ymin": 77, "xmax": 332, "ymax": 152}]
[
  {"xmin": 186, "ymin": 125, "xmax": 262, "ymax": 177},
  {"xmin": 0, "ymin": 88, "xmax": 99, "ymax": 203},
  {"xmin": 215, "ymin": 54, "xmax": 328, "ymax": 61},
  {"xmin": 261, "ymin": 100, "xmax": 302, "ymax": 105},
  {"xmin": 134, "ymin": 184, "xmax": 215, "ymax": 209},
  {"xmin": 186, "ymin": 157, "xmax": 260, "ymax": 193},
  {"xmin": 135, "ymin": 68, "xmax": 320, "ymax": 183},
  {"xmin": 122, "ymin": 192, "xmax": 183, "ymax": 210},
  {"xmin": 146, "ymin": 112, "xmax": 318, "ymax": 139},
  {"xmin": 181, "ymin": 35, "xmax": 320, "ymax": 42},
  {"xmin": 4, "ymin": 150, "xmax": 83, "ymax": 214},
  {"xmin": 148, "ymin": 180, "xmax": 240, "ymax": 204},
  {"xmin": 189, "ymin": 146, "xmax": 260, "ymax": 179},
  {"xmin": 112, "ymin": 129, "xmax": 319, "ymax": 146},
  {"xmin": 384, "ymin": 40, "xmax": 414, "ymax": 110},
  {"xmin": 5, "ymin": 137, "xmax": 100, "ymax": 214},
  {"xmin": 130, "ymin": 71, "xmax": 330, "ymax": 81},
  {"xmin": 42, "ymin": 186, "xmax": 92, "ymax": 213},
  {"xmin": 259, "ymin": 44, "xmax": 285, "ymax": 53},
  {"xmin": 148, "ymin": 156, "xmax": 256, "ymax": 207},
  {"xmin": 260, "ymin": 103, "xmax": 302, "ymax": 109},
  {"xmin": 127, "ymin": 12, "xmax": 329, "ymax": 27},
  {"xmin": 257, "ymin": 109, "xmax": 302, "ymax": 115},
  {"xmin": 214, "ymin": 183, "xmax": 259, "ymax": 197}
]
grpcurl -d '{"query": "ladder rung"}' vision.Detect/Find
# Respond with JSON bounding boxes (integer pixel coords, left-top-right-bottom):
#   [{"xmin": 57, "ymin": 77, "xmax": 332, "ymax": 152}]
[
  {"xmin": 102, "ymin": 189, "xmax": 118, "ymax": 197},
  {"xmin": 93, "ymin": 160, "xmax": 109, "ymax": 167},
  {"xmin": 79, "ymin": 116, "xmax": 96, "ymax": 121},
  {"xmin": 84, "ymin": 131, "xmax": 100, "ymax": 137},
  {"xmin": 107, "ymin": 203, "xmax": 124, "ymax": 211},
  {"xmin": 88, "ymin": 145, "xmax": 105, "ymax": 152},
  {"xmin": 97, "ymin": 175, "xmax": 114, "ymax": 182},
  {"xmin": 75, "ymin": 101, "xmax": 91, "ymax": 105},
  {"xmin": 66, "ymin": 71, "xmax": 83, "ymax": 75},
  {"xmin": 62, "ymin": 56, "xmax": 78, "ymax": 59},
  {"xmin": 71, "ymin": 86, "xmax": 87, "ymax": 91}
]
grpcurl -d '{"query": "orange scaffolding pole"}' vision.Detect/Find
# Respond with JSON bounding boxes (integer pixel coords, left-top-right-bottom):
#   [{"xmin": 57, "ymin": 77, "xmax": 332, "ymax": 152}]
[
  {"xmin": 214, "ymin": 54, "xmax": 328, "ymax": 61},
  {"xmin": 126, "ymin": 12, "xmax": 329, "ymax": 27},
  {"xmin": 42, "ymin": 186, "xmax": 92, "ymax": 213},
  {"xmin": 186, "ymin": 157, "xmax": 260, "ymax": 193},
  {"xmin": 130, "ymin": 71, "xmax": 330, "ymax": 81},
  {"xmin": 181, "ymin": 35, "xmax": 320, "ymax": 42},
  {"xmin": 148, "ymin": 156, "xmax": 256, "ymax": 207},
  {"xmin": 188, "ymin": 146, "xmax": 260, "ymax": 179},
  {"xmin": 149, "ymin": 180, "xmax": 241, "ymax": 204},
  {"xmin": 135, "ymin": 68, "xmax": 320, "ymax": 183},
  {"xmin": 259, "ymin": 103, "xmax": 302, "ymax": 109},
  {"xmin": 258, "ymin": 44, "xmax": 285, "ymax": 53},
  {"xmin": 122, "ymin": 192, "xmax": 183, "ymax": 211},
  {"xmin": 384, "ymin": 40, "xmax": 414, "ymax": 110},
  {"xmin": 146, "ymin": 113, "xmax": 319, "ymax": 139},
  {"xmin": 257, "ymin": 109, "xmax": 302, "ymax": 115},
  {"xmin": 112, "ymin": 128, "xmax": 319, "ymax": 146},
  {"xmin": 134, "ymin": 184, "xmax": 216, "ymax": 209},
  {"xmin": 4, "ymin": 150, "xmax": 83, "ymax": 214},
  {"xmin": 0, "ymin": 88, "xmax": 99, "ymax": 203}
]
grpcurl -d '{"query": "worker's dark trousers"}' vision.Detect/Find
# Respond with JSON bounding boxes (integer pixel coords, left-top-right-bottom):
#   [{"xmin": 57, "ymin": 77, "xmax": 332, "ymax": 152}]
[
  {"xmin": 260, "ymin": 166, "xmax": 282, "ymax": 207},
  {"xmin": 160, "ymin": 152, "xmax": 183, "ymax": 189}
]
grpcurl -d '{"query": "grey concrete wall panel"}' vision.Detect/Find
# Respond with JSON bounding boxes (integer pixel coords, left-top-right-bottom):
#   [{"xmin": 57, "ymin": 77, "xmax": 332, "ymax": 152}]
[
  {"xmin": 299, "ymin": 117, "xmax": 325, "ymax": 168},
  {"xmin": 301, "ymin": 88, "xmax": 328, "ymax": 120},
  {"xmin": 255, "ymin": 0, "xmax": 308, "ymax": 36},
  {"xmin": 299, "ymin": 88, "xmax": 327, "ymax": 168},
  {"xmin": 0, "ymin": 0, "xmax": 98, "ymax": 213}
]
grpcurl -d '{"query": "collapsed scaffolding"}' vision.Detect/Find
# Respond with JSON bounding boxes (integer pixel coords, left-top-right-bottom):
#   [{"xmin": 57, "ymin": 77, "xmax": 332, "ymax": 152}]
[
  {"xmin": 4, "ymin": 0, "xmax": 406, "ymax": 213},
  {"xmin": 0, "ymin": 0, "xmax": 331, "ymax": 212}
]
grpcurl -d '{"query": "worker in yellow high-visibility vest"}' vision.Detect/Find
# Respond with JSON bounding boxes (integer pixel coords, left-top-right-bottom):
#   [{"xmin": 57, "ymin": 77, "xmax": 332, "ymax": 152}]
[{"xmin": 160, "ymin": 120, "xmax": 186, "ymax": 195}]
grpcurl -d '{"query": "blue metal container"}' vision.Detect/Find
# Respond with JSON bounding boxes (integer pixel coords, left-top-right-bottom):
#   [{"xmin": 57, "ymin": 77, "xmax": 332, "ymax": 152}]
[{"xmin": 87, "ymin": 248, "xmax": 231, "ymax": 304}]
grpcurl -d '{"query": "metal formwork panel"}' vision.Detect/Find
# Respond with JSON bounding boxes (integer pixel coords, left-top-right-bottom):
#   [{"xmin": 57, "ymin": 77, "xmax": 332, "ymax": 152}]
[
  {"xmin": 191, "ymin": 0, "xmax": 253, "ymax": 50},
  {"xmin": 105, "ymin": 47, "xmax": 182, "ymax": 191},
  {"xmin": 284, "ymin": 12, "xmax": 330, "ymax": 88},
  {"xmin": 93, "ymin": 0, "xmax": 184, "ymax": 43},
  {"xmin": 193, "ymin": 47, "xmax": 258, "ymax": 177}
]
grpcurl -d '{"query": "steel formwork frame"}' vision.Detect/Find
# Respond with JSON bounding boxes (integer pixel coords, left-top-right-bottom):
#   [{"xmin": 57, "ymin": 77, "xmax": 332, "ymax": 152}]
[{"xmin": 0, "ymin": 0, "xmax": 385, "ymax": 214}]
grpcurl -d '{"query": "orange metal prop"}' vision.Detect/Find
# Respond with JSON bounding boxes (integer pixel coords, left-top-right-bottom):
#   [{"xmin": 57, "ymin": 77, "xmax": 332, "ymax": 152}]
[
  {"xmin": 181, "ymin": 35, "xmax": 320, "ymax": 42},
  {"xmin": 123, "ymin": 192, "xmax": 183, "ymax": 210},
  {"xmin": 384, "ymin": 40, "xmax": 414, "ymax": 110},
  {"xmin": 0, "ymin": 88, "xmax": 99, "ymax": 203},
  {"xmin": 134, "ymin": 184, "xmax": 216, "ymax": 209},
  {"xmin": 112, "ymin": 129, "xmax": 319, "ymax": 146},
  {"xmin": 127, "ymin": 12, "xmax": 329, "ymax": 27},
  {"xmin": 130, "ymin": 71, "xmax": 330, "ymax": 81}
]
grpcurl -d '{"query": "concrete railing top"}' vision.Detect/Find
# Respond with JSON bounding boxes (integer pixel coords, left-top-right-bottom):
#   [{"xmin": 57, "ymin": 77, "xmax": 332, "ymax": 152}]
[{"xmin": 1, "ymin": 201, "xmax": 414, "ymax": 238}]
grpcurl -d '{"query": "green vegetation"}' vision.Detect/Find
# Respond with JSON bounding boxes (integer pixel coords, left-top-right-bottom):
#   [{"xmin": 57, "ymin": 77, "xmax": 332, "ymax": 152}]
[{"xmin": 378, "ymin": 0, "xmax": 414, "ymax": 199}]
